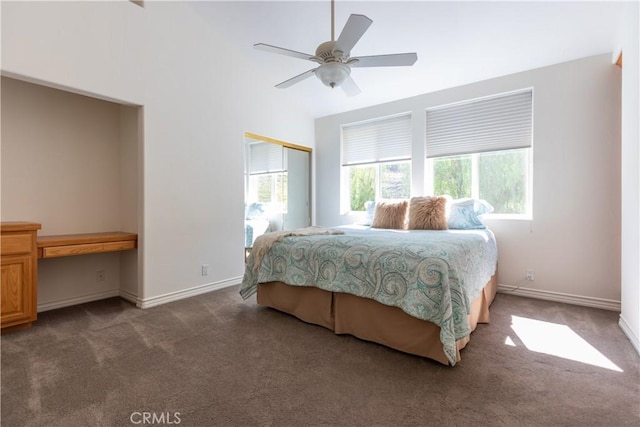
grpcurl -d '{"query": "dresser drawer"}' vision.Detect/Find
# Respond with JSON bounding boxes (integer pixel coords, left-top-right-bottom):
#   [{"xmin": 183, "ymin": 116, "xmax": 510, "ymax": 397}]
[{"xmin": 1, "ymin": 233, "xmax": 33, "ymax": 255}]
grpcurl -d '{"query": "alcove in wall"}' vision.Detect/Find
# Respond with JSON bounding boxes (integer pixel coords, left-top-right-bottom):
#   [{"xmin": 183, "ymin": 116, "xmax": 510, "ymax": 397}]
[{"xmin": 0, "ymin": 76, "xmax": 142, "ymax": 310}]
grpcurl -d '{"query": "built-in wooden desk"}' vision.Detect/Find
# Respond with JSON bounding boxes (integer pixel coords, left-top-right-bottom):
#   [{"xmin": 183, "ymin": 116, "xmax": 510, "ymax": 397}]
[{"xmin": 37, "ymin": 231, "xmax": 137, "ymax": 259}]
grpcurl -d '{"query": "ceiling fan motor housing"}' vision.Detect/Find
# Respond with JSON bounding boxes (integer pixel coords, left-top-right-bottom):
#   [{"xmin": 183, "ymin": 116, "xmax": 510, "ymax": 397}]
[{"xmin": 315, "ymin": 41, "xmax": 345, "ymax": 62}]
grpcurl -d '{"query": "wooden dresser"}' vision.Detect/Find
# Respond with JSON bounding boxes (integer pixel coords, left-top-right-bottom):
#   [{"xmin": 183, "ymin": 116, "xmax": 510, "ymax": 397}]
[{"xmin": 1, "ymin": 222, "xmax": 41, "ymax": 332}]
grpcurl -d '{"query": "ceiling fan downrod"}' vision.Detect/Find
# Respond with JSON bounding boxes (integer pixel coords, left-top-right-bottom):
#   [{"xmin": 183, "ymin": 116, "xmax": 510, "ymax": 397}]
[{"xmin": 331, "ymin": 0, "xmax": 335, "ymax": 42}]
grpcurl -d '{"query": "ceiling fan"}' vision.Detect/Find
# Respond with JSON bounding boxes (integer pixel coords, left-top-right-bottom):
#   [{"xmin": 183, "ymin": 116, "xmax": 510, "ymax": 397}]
[{"xmin": 254, "ymin": 0, "xmax": 418, "ymax": 97}]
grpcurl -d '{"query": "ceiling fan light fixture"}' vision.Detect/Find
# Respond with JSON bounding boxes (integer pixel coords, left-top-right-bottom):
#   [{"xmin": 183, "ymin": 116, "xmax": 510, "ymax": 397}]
[{"xmin": 315, "ymin": 62, "xmax": 350, "ymax": 88}]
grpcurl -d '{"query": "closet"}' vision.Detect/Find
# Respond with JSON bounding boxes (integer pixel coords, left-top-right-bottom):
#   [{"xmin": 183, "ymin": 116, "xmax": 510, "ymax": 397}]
[{"xmin": 243, "ymin": 133, "xmax": 311, "ymax": 251}]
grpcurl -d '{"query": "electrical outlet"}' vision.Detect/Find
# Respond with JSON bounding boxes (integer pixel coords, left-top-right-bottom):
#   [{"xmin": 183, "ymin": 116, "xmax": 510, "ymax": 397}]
[
  {"xmin": 201, "ymin": 264, "xmax": 209, "ymax": 276},
  {"xmin": 96, "ymin": 270, "xmax": 105, "ymax": 282},
  {"xmin": 526, "ymin": 269, "xmax": 535, "ymax": 281}
]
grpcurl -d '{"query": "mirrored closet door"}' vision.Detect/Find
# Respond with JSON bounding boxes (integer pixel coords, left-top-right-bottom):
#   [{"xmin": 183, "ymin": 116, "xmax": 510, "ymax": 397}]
[{"xmin": 244, "ymin": 133, "xmax": 311, "ymax": 251}]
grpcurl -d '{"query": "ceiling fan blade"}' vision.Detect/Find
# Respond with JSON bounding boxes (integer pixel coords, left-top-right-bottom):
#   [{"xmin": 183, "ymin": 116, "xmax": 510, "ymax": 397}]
[
  {"xmin": 335, "ymin": 14, "xmax": 373, "ymax": 55},
  {"xmin": 254, "ymin": 43, "xmax": 315, "ymax": 61},
  {"xmin": 341, "ymin": 75, "xmax": 361, "ymax": 97},
  {"xmin": 275, "ymin": 68, "xmax": 317, "ymax": 89},
  {"xmin": 350, "ymin": 53, "xmax": 418, "ymax": 68}
]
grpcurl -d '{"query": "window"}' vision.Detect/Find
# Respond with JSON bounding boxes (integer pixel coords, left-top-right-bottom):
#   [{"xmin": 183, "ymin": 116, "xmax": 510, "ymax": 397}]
[
  {"xmin": 426, "ymin": 90, "xmax": 533, "ymax": 216},
  {"xmin": 432, "ymin": 149, "xmax": 529, "ymax": 214},
  {"xmin": 341, "ymin": 114, "xmax": 412, "ymax": 212},
  {"xmin": 249, "ymin": 173, "xmax": 287, "ymax": 207}
]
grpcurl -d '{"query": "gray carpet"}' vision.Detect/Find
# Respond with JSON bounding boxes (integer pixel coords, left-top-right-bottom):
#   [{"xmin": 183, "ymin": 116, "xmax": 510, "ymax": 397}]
[{"xmin": 1, "ymin": 286, "xmax": 638, "ymax": 427}]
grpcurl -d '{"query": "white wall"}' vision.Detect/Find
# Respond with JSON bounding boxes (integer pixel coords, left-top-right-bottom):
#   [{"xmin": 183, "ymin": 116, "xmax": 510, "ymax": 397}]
[
  {"xmin": 137, "ymin": 3, "xmax": 314, "ymax": 302},
  {"xmin": 119, "ymin": 104, "xmax": 141, "ymax": 299},
  {"xmin": 620, "ymin": 2, "xmax": 640, "ymax": 354},
  {"xmin": 1, "ymin": 1, "xmax": 145, "ymax": 105},
  {"xmin": 315, "ymin": 54, "xmax": 622, "ymax": 308},
  {"xmin": 1, "ymin": 1, "xmax": 315, "ymax": 307}
]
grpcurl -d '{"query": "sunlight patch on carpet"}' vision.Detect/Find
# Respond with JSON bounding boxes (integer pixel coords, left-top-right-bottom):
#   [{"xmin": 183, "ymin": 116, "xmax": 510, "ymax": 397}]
[{"xmin": 509, "ymin": 315, "xmax": 623, "ymax": 372}]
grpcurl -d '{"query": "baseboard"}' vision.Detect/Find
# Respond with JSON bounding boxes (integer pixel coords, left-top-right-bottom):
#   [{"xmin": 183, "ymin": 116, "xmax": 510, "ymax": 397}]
[
  {"xmin": 36, "ymin": 278, "xmax": 242, "ymax": 312},
  {"xmin": 497, "ymin": 284, "xmax": 621, "ymax": 312},
  {"xmin": 119, "ymin": 289, "xmax": 139, "ymax": 305},
  {"xmin": 618, "ymin": 315, "xmax": 640, "ymax": 356},
  {"xmin": 136, "ymin": 276, "xmax": 242, "ymax": 309},
  {"xmin": 37, "ymin": 289, "xmax": 121, "ymax": 312}
]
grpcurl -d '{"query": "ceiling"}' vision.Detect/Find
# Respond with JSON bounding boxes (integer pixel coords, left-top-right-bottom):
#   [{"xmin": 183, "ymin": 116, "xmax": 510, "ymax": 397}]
[{"xmin": 191, "ymin": 1, "xmax": 626, "ymax": 118}]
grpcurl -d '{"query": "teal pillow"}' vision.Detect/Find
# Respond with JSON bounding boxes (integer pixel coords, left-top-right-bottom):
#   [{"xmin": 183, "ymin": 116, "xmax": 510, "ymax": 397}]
[
  {"xmin": 245, "ymin": 202, "xmax": 266, "ymax": 220},
  {"xmin": 363, "ymin": 200, "xmax": 376, "ymax": 225},
  {"xmin": 448, "ymin": 199, "xmax": 493, "ymax": 229}
]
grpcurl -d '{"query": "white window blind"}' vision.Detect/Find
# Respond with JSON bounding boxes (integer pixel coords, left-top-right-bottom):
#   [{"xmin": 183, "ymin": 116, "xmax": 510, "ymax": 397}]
[
  {"xmin": 248, "ymin": 143, "xmax": 286, "ymax": 174},
  {"xmin": 426, "ymin": 90, "xmax": 533, "ymax": 158},
  {"xmin": 342, "ymin": 113, "xmax": 412, "ymax": 166}
]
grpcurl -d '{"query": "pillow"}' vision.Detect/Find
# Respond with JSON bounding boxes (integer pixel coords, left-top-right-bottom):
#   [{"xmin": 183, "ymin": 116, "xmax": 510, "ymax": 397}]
[
  {"xmin": 245, "ymin": 202, "xmax": 266, "ymax": 220},
  {"xmin": 474, "ymin": 199, "xmax": 494, "ymax": 215},
  {"xmin": 363, "ymin": 200, "xmax": 376, "ymax": 226},
  {"xmin": 371, "ymin": 200, "xmax": 408, "ymax": 229},
  {"xmin": 448, "ymin": 198, "xmax": 494, "ymax": 229},
  {"xmin": 407, "ymin": 196, "xmax": 448, "ymax": 230}
]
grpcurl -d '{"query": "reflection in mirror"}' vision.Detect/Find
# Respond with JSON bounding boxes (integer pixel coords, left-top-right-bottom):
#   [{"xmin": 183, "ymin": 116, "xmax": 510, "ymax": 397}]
[
  {"xmin": 245, "ymin": 140, "xmax": 286, "ymax": 252},
  {"xmin": 244, "ymin": 133, "xmax": 311, "ymax": 257}
]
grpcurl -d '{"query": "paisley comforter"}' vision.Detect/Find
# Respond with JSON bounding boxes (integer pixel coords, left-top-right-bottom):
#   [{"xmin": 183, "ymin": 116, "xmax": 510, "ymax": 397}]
[{"xmin": 240, "ymin": 225, "xmax": 498, "ymax": 364}]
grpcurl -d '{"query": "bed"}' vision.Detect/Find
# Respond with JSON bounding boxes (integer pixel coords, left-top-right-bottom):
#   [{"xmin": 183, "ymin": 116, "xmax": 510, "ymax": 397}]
[{"xmin": 240, "ymin": 221, "xmax": 498, "ymax": 366}]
